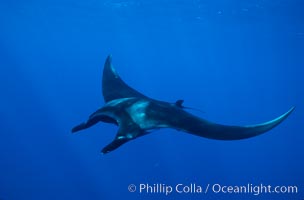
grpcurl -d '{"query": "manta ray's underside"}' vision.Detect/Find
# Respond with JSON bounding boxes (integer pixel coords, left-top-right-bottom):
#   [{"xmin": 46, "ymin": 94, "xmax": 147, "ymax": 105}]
[{"xmin": 72, "ymin": 55, "xmax": 294, "ymax": 154}]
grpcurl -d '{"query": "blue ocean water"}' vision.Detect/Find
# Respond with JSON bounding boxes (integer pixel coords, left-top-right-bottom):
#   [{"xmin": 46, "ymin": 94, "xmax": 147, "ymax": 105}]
[{"xmin": 0, "ymin": 0, "xmax": 303, "ymax": 199}]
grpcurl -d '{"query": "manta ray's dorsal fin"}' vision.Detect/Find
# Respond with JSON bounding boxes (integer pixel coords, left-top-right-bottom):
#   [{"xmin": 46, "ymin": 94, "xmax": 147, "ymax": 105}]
[
  {"xmin": 175, "ymin": 99, "xmax": 184, "ymax": 108},
  {"xmin": 102, "ymin": 55, "xmax": 148, "ymax": 103},
  {"xmin": 174, "ymin": 99, "xmax": 205, "ymax": 113}
]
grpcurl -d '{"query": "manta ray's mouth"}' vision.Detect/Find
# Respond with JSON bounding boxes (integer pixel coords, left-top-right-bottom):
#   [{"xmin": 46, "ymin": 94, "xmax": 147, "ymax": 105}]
[{"xmin": 100, "ymin": 115, "xmax": 118, "ymax": 126}]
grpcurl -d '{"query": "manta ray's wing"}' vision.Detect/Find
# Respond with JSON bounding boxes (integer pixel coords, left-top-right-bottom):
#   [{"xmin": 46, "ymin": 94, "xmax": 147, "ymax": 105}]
[
  {"xmin": 172, "ymin": 106, "xmax": 295, "ymax": 140},
  {"xmin": 102, "ymin": 55, "xmax": 148, "ymax": 103},
  {"xmin": 206, "ymin": 106, "xmax": 295, "ymax": 140}
]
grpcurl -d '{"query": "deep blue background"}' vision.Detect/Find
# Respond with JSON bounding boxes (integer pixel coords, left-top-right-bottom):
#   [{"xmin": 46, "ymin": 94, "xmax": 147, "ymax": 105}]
[{"xmin": 0, "ymin": 0, "xmax": 303, "ymax": 199}]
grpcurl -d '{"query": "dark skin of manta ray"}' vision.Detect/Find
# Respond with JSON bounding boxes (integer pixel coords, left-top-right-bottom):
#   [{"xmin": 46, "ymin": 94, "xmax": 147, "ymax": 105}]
[{"xmin": 72, "ymin": 55, "xmax": 294, "ymax": 154}]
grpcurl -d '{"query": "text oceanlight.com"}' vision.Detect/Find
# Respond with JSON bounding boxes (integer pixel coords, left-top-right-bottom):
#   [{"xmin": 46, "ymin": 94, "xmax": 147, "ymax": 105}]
[{"xmin": 128, "ymin": 183, "xmax": 298, "ymax": 196}]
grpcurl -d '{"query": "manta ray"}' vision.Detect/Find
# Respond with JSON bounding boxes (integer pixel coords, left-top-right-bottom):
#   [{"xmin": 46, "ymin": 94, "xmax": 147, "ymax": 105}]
[{"xmin": 72, "ymin": 55, "xmax": 294, "ymax": 154}]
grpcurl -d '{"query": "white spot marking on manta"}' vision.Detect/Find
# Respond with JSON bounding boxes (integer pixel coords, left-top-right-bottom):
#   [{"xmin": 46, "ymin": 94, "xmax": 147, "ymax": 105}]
[
  {"xmin": 127, "ymin": 100, "xmax": 168, "ymax": 130},
  {"xmin": 117, "ymin": 134, "xmax": 133, "ymax": 140},
  {"xmin": 106, "ymin": 97, "xmax": 135, "ymax": 107},
  {"xmin": 127, "ymin": 100, "xmax": 148, "ymax": 129},
  {"xmin": 110, "ymin": 65, "xmax": 119, "ymax": 78}
]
